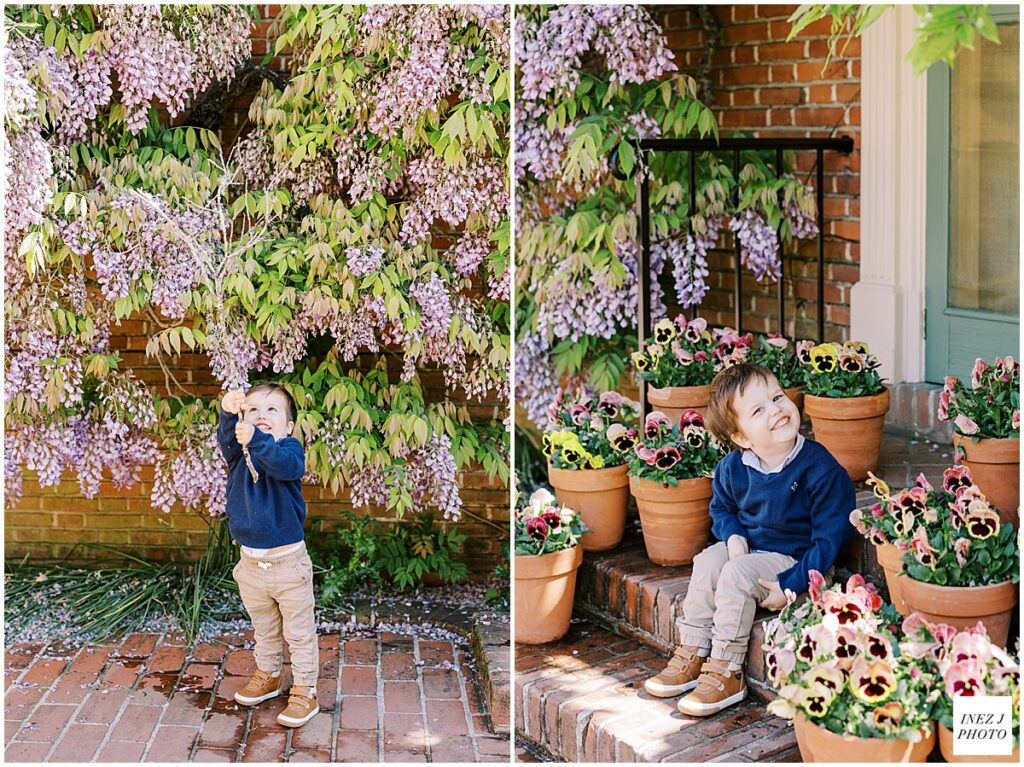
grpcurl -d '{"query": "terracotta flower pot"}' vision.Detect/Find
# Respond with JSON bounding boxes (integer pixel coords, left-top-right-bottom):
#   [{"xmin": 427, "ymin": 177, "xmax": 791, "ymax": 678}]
[
  {"xmin": 953, "ymin": 433, "xmax": 1019, "ymax": 529},
  {"xmin": 548, "ymin": 463, "xmax": 629, "ymax": 552},
  {"xmin": 647, "ymin": 383, "xmax": 713, "ymax": 423},
  {"xmin": 875, "ymin": 542, "xmax": 910, "ymax": 615},
  {"xmin": 804, "ymin": 389, "xmax": 890, "ymax": 481},
  {"xmin": 784, "ymin": 385, "xmax": 806, "ymax": 415},
  {"xmin": 897, "ymin": 576, "xmax": 1018, "ymax": 647},
  {"xmin": 514, "ymin": 545, "xmax": 583, "ymax": 645},
  {"xmin": 938, "ymin": 723, "xmax": 1020, "ymax": 762},
  {"xmin": 794, "ymin": 713, "xmax": 935, "ymax": 762},
  {"xmin": 629, "ymin": 475, "xmax": 713, "ymax": 565}
]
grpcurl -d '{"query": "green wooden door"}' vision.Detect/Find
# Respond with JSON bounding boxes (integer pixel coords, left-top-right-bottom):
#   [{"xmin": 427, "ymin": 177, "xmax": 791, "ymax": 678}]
[{"xmin": 925, "ymin": 8, "xmax": 1020, "ymax": 383}]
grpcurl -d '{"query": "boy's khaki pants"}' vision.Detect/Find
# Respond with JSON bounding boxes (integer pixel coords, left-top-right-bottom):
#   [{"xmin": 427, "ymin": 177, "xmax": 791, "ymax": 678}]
[
  {"xmin": 233, "ymin": 542, "xmax": 319, "ymax": 688},
  {"xmin": 676, "ymin": 541, "xmax": 797, "ymax": 665}
]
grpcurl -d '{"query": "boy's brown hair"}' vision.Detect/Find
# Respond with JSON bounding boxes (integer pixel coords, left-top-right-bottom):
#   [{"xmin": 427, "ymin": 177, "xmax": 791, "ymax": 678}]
[
  {"xmin": 704, "ymin": 363, "xmax": 776, "ymax": 449},
  {"xmin": 246, "ymin": 382, "xmax": 298, "ymax": 423}
]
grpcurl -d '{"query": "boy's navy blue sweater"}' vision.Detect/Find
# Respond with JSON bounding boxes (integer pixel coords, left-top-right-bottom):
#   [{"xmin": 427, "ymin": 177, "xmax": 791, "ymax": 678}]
[
  {"xmin": 217, "ymin": 409, "xmax": 306, "ymax": 548},
  {"xmin": 710, "ymin": 440, "xmax": 856, "ymax": 595}
]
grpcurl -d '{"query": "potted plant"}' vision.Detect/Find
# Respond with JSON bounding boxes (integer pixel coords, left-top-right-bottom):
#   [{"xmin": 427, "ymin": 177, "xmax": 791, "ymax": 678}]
[
  {"xmin": 543, "ymin": 389, "xmax": 640, "ymax": 551},
  {"xmin": 866, "ymin": 469, "xmax": 1019, "ymax": 646},
  {"xmin": 849, "ymin": 471, "xmax": 938, "ymax": 616},
  {"xmin": 514, "ymin": 484, "xmax": 590, "ymax": 644},
  {"xmin": 800, "ymin": 340, "xmax": 889, "ymax": 480},
  {"xmin": 618, "ymin": 409, "xmax": 726, "ymax": 565},
  {"xmin": 900, "ymin": 615, "xmax": 1020, "ymax": 763},
  {"xmin": 630, "ymin": 316, "xmax": 743, "ymax": 422},
  {"xmin": 938, "ymin": 356, "xmax": 1020, "ymax": 528},
  {"xmin": 747, "ymin": 333, "xmax": 809, "ymax": 413},
  {"xmin": 763, "ymin": 572, "xmax": 936, "ymax": 762}
]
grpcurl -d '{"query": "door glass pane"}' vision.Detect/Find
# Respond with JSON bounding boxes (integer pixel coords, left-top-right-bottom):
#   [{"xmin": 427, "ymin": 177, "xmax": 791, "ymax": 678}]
[{"xmin": 948, "ymin": 21, "xmax": 1020, "ymax": 315}]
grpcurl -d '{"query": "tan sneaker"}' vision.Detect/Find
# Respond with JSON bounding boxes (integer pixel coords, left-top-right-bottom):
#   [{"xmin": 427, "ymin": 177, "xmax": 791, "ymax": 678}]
[
  {"xmin": 277, "ymin": 686, "xmax": 319, "ymax": 727},
  {"xmin": 677, "ymin": 658, "xmax": 747, "ymax": 716},
  {"xmin": 234, "ymin": 669, "xmax": 281, "ymax": 706},
  {"xmin": 643, "ymin": 645, "xmax": 707, "ymax": 698}
]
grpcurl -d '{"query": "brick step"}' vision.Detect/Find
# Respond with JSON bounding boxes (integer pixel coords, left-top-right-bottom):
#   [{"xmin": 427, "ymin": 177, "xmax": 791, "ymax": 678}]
[
  {"xmin": 515, "ymin": 621, "xmax": 799, "ymax": 763},
  {"xmin": 573, "ymin": 527, "xmax": 780, "ymax": 698}
]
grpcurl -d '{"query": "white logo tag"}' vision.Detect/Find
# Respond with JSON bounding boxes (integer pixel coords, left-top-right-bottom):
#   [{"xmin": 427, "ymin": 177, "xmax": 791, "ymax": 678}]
[{"xmin": 953, "ymin": 696, "xmax": 1014, "ymax": 756}]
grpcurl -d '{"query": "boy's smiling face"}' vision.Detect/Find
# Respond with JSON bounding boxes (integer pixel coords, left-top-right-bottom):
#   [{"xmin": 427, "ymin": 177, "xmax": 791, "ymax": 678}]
[
  {"xmin": 730, "ymin": 373, "xmax": 800, "ymax": 458},
  {"xmin": 242, "ymin": 389, "xmax": 294, "ymax": 440}
]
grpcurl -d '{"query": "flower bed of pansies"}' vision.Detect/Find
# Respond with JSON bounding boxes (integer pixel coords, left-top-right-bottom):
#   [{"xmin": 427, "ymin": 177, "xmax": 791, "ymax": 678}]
[
  {"xmin": 764, "ymin": 571, "xmax": 1020, "ymax": 745},
  {"xmin": 852, "ymin": 467, "xmax": 1019, "ymax": 587}
]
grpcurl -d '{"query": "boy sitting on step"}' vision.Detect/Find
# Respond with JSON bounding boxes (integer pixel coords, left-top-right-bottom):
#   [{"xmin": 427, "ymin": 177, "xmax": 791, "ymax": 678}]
[
  {"xmin": 644, "ymin": 363, "xmax": 855, "ymax": 716},
  {"xmin": 218, "ymin": 384, "xmax": 319, "ymax": 728}
]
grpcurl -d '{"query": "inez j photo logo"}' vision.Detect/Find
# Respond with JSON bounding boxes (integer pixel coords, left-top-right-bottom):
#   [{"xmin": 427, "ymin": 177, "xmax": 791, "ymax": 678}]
[{"xmin": 953, "ymin": 697, "xmax": 1015, "ymax": 757}]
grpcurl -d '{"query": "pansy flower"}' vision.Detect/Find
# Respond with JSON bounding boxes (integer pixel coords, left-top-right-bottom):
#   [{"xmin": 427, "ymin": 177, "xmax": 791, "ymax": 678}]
[
  {"xmin": 943, "ymin": 465, "xmax": 974, "ymax": 493},
  {"xmin": 765, "ymin": 647, "xmax": 797, "ymax": 686},
  {"xmin": 834, "ymin": 626, "xmax": 862, "ymax": 665},
  {"xmin": 597, "ymin": 391, "xmax": 623, "ymax": 417},
  {"xmin": 679, "ymin": 409, "xmax": 705, "ymax": 428},
  {"xmin": 808, "ymin": 569, "xmax": 826, "ymax": 602},
  {"xmin": 913, "ymin": 472, "xmax": 934, "ymax": 491},
  {"xmin": 525, "ymin": 516, "xmax": 549, "ymax": 542},
  {"xmin": 954, "ymin": 537, "xmax": 971, "ymax": 566},
  {"xmin": 634, "ymin": 444, "xmax": 657, "ymax": 464},
  {"xmin": 1013, "ymin": 410, "xmax": 1021, "ymax": 430},
  {"xmin": 850, "ymin": 657, "xmax": 897, "ymax": 703},
  {"xmin": 693, "ymin": 350, "xmax": 709, "ymax": 362},
  {"xmin": 654, "ymin": 446, "xmax": 681, "ymax": 470},
  {"xmin": 954, "ymin": 414, "xmax": 980, "ymax": 435},
  {"xmin": 647, "ymin": 343, "xmax": 665, "ymax": 361},
  {"xmin": 765, "ymin": 333, "xmax": 789, "ymax": 349},
  {"xmin": 795, "ymin": 339, "xmax": 815, "ymax": 365},
  {"xmin": 541, "ymin": 432, "xmax": 554, "ymax": 457},
  {"xmin": 866, "ymin": 471, "xmax": 891, "ymax": 501},
  {"xmin": 809, "ymin": 343, "xmax": 838, "ymax": 373},
  {"xmin": 839, "ymin": 353, "xmax": 863, "ymax": 373},
  {"xmin": 798, "ymin": 623, "xmax": 838, "ymax": 662},
  {"xmin": 673, "ymin": 343, "xmax": 694, "ymax": 365},
  {"xmin": 949, "ymin": 632, "xmax": 992, "ymax": 665},
  {"xmin": 797, "ymin": 683, "xmax": 835, "ymax": 718},
  {"xmin": 944, "ymin": 660, "xmax": 985, "ymax": 697},
  {"xmin": 872, "ymin": 701, "xmax": 904, "ymax": 733},
  {"xmin": 684, "ymin": 317, "xmax": 708, "ymax": 343},
  {"xmin": 894, "ymin": 486, "xmax": 928, "ymax": 515},
  {"xmin": 964, "ymin": 503, "xmax": 1000, "ymax": 540},
  {"xmin": 910, "ymin": 526, "xmax": 936, "ymax": 568},
  {"xmin": 541, "ymin": 511, "xmax": 562, "ymax": 531},
  {"xmin": 644, "ymin": 412, "xmax": 670, "ymax": 439},
  {"xmin": 683, "ymin": 425, "xmax": 706, "ymax": 449},
  {"xmin": 802, "ymin": 663, "xmax": 845, "ymax": 694},
  {"xmin": 653, "ymin": 318, "xmax": 676, "ymax": 344},
  {"xmin": 844, "ymin": 340, "xmax": 870, "ymax": 355},
  {"xmin": 631, "ymin": 351, "xmax": 651, "ymax": 371},
  {"xmin": 606, "ymin": 424, "xmax": 637, "ymax": 452},
  {"xmin": 970, "ymin": 357, "xmax": 988, "ymax": 388},
  {"xmin": 569, "ymin": 403, "xmax": 590, "ymax": 425},
  {"xmin": 864, "ymin": 632, "xmax": 893, "ymax": 660}
]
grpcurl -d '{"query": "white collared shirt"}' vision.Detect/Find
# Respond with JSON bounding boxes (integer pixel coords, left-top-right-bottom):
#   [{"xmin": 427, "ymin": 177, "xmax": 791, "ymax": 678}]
[{"xmin": 741, "ymin": 433, "xmax": 805, "ymax": 475}]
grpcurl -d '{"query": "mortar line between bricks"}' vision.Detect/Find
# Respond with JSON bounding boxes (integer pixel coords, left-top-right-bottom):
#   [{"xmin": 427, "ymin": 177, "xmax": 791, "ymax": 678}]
[
  {"xmin": 451, "ymin": 637, "xmax": 480, "ymax": 762},
  {"xmin": 330, "ymin": 637, "xmax": 342, "ymax": 762},
  {"xmin": 237, "ymin": 690, "xmax": 256, "ymax": 762},
  {"xmin": 375, "ymin": 631, "xmax": 384, "ymax": 762},
  {"xmin": 84, "ymin": 632, "xmax": 160, "ymax": 763},
  {"xmin": 36, "ymin": 663, "xmax": 90, "ymax": 761},
  {"xmin": 140, "ymin": 631, "xmax": 194, "ymax": 763},
  {"xmin": 412, "ymin": 635, "xmax": 432, "ymax": 762}
]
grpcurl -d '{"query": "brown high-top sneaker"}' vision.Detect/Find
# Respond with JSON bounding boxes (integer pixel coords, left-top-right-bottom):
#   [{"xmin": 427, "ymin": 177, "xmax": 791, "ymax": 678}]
[
  {"xmin": 677, "ymin": 658, "xmax": 747, "ymax": 716},
  {"xmin": 643, "ymin": 645, "xmax": 707, "ymax": 698},
  {"xmin": 277, "ymin": 685, "xmax": 319, "ymax": 727},
  {"xmin": 234, "ymin": 669, "xmax": 281, "ymax": 706}
]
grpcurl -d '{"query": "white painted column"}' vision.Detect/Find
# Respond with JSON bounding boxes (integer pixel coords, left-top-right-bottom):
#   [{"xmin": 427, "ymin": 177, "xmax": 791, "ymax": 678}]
[{"xmin": 851, "ymin": 7, "xmax": 929, "ymax": 383}]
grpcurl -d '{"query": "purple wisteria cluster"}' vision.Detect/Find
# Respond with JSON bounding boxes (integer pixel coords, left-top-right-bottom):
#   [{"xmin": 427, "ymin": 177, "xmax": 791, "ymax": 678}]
[
  {"xmin": 401, "ymin": 155, "xmax": 508, "ymax": 244},
  {"xmin": 349, "ymin": 434, "xmax": 463, "ymax": 521},
  {"xmin": 150, "ymin": 424, "xmax": 227, "ymax": 517},
  {"xmin": 729, "ymin": 208, "xmax": 782, "ymax": 284},
  {"xmin": 359, "ymin": 5, "xmax": 508, "ymax": 137}
]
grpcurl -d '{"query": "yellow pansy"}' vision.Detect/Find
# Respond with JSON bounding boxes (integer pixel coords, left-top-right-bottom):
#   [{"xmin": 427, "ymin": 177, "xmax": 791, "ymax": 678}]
[{"xmin": 809, "ymin": 343, "xmax": 839, "ymax": 373}]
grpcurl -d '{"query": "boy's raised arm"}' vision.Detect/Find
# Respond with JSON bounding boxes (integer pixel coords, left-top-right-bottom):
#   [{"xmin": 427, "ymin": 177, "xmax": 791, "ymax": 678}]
[
  {"xmin": 216, "ymin": 390, "xmax": 246, "ymax": 466},
  {"xmin": 245, "ymin": 429, "xmax": 305, "ymax": 481},
  {"xmin": 777, "ymin": 468, "xmax": 856, "ymax": 595}
]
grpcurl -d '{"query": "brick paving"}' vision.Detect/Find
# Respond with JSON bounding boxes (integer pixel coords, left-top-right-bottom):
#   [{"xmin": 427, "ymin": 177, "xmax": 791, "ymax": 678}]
[{"xmin": 5, "ymin": 629, "xmax": 509, "ymax": 762}]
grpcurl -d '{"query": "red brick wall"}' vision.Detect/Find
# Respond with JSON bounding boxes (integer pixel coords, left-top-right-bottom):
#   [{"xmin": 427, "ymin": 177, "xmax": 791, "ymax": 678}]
[
  {"xmin": 657, "ymin": 4, "xmax": 861, "ymax": 342},
  {"xmin": 5, "ymin": 5, "xmax": 509, "ymax": 574}
]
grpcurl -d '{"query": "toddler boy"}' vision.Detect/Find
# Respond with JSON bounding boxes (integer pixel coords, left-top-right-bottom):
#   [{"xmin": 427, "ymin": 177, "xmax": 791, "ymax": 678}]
[
  {"xmin": 218, "ymin": 383, "xmax": 319, "ymax": 728},
  {"xmin": 644, "ymin": 363, "xmax": 855, "ymax": 716}
]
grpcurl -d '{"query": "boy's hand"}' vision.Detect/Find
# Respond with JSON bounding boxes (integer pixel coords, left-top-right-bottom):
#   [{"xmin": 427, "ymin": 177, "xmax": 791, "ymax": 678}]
[
  {"xmin": 235, "ymin": 421, "xmax": 255, "ymax": 446},
  {"xmin": 222, "ymin": 389, "xmax": 246, "ymax": 414},
  {"xmin": 727, "ymin": 535, "xmax": 749, "ymax": 560},
  {"xmin": 757, "ymin": 579, "xmax": 787, "ymax": 611}
]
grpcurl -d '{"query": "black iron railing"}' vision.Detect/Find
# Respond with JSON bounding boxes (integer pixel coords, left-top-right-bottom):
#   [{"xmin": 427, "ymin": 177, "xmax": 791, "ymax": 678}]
[{"xmin": 632, "ymin": 136, "xmax": 855, "ymax": 413}]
